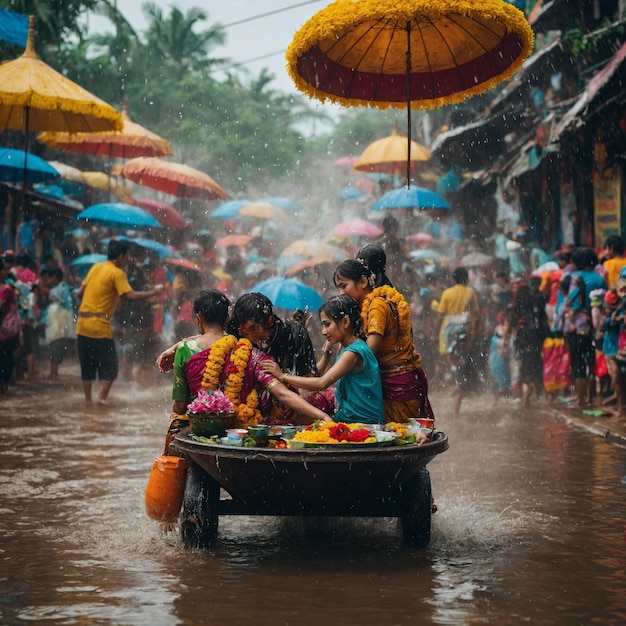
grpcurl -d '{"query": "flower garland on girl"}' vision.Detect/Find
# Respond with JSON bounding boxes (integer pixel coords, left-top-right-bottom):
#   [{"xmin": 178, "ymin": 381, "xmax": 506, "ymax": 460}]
[
  {"xmin": 200, "ymin": 334, "xmax": 261, "ymax": 427},
  {"xmin": 360, "ymin": 284, "xmax": 412, "ymax": 337}
]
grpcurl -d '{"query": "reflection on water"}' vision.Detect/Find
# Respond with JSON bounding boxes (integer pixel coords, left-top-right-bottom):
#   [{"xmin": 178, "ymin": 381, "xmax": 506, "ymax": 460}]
[{"xmin": 1, "ymin": 377, "xmax": 626, "ymax": 625}]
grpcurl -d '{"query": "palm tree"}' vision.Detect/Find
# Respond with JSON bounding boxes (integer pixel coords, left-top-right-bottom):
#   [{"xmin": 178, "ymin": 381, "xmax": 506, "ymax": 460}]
[{"xmin": 142, "ymin": 3, "xmax": 227, "ymax": 75}]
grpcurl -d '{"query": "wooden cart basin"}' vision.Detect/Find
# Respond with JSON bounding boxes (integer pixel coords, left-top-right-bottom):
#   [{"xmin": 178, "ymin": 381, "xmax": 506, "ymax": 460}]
[{"xmin": 174, "ymin": 431, "xmax": 449, "ymax": 517}]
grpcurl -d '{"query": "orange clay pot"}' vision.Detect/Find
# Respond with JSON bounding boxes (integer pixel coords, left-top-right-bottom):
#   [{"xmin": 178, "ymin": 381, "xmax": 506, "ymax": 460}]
[{"xmin": 145, "ymin": 455, "xmax": 188, "ymax": 522}]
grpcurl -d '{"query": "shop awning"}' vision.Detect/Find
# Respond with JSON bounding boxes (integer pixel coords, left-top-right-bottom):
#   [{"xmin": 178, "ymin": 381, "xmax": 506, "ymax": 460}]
[
  {"xmin": 552, "ymin": 41, "xmax": 626, "ymax": 142},
  {"xmin": 487, "ymin": 38, "xmax": 571, "ymax": 116},
  {"xmin": 528, "ymin": 0, "xmax": 578, "ymax": 34}
]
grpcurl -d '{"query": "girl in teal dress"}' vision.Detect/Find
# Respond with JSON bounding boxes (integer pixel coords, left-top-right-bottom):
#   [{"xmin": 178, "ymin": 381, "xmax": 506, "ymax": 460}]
[{"xmin": 261, "ymin": 295, "xmax": 384, "ymax": 424}]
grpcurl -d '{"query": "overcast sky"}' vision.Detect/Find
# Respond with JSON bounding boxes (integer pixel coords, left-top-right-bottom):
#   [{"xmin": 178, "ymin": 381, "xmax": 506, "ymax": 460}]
[{"xmin": 88, "ymin": 0, "xmax": 328, "ymax": 97}]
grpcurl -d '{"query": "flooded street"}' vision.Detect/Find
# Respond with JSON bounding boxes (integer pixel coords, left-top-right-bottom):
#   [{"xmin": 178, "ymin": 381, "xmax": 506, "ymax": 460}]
[{"xmin": 2, "ymin": 370, "xmax": 626, "ymax": 625}]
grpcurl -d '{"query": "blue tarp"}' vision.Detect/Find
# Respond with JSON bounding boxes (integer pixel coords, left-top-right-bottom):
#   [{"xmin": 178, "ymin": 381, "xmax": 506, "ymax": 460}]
[{"xmin": 0, "ymin": 9, "xmax": 28, "ymax": 47}]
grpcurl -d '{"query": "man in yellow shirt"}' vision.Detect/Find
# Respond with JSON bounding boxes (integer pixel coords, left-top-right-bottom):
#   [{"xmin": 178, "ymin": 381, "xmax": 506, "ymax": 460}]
[
  {"xmin": 76, "ymin": 240, "xmax": 163, "ymax": 406},
  {"xmin": 437, "ymin": 266, "xmax": 481, "ymax": 417},
  {"xmin": 602, "ymin": 235, "xmax": 626, "ymax": 288}
]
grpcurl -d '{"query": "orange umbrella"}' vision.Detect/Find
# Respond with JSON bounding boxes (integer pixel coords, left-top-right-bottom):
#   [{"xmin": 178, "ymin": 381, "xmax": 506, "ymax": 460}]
[
  {"xmin": 284, "ymin": 257, "xmax": 336, "ymax": 277},
  {"xmin": 354, "ymin": 126, "xmax": 431, "ymax": 175},
  {"xmin": 113, "ymin": 157, "xmax": 229, "ymax": 200},
  {"xmin": 215, "ymin": 234, "xmax": 253, "ymax": 248},
  {"xmin": 37, "ymin": 98, "xmax": 173, "ymax": 159},
  {"xmin": 166, "ymin": 257, "xmax": 201, "ymax": 272}
]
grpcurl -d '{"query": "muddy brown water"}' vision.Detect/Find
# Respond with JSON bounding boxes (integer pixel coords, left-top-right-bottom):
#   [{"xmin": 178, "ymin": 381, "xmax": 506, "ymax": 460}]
[{"xmin": 1, "ymin": 371, "xmax": 626, "ymax": 625}]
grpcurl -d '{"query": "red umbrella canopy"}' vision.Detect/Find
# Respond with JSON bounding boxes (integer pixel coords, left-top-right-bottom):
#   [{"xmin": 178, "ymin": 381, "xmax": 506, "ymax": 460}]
[
  {"xmin": 37, "ymin": 99, "xmax": 173, "ymax": 159},
  {"xmin": 215, "ymin": 234, "xmax": 253, "ymax": 248},
  {"xmin": 131, "ymin": 197, "xmax": 187, "ymax": 229},
  {"xmin": 113, "ymin": 157, "xmax": 229, "ymax": 200}
]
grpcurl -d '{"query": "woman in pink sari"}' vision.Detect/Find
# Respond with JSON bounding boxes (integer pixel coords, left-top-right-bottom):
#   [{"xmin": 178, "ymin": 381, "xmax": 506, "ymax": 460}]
[{"xmin": 161, "ymin": 290, "xmax": 329, "ymax": 449}]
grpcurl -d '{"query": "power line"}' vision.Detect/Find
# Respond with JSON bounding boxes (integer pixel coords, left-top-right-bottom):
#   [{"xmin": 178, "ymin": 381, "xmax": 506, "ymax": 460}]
[
  {"xmin": 221, "ymin": 50, "xmax": 286, "ymax": 71},
  {"xmin": 222, "ymin": 0, "xmax": 325, "ymax": 29}
]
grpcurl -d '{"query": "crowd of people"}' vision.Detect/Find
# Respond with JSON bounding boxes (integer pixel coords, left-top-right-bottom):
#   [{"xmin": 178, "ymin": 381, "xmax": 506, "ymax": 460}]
[{"xmin": 2, "ymin": 204, "xmax": 626, "ymax": 430}]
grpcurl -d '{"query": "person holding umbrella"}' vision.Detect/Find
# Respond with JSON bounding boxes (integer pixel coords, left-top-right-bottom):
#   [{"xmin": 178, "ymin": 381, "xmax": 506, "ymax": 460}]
[{"xmin": 75, "ymin": 239, "xmax": 163, "ymax": 406}]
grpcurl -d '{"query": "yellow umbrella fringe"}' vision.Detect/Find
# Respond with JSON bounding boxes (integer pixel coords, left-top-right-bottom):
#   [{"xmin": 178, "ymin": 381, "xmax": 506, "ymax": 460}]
[
  {"xmin": 286, "ymin": 0, "xmax": 534, "ymax": 110},
  {"xmin": 0, "ymin": 15, "xmax": 123, "ymax": 131}
]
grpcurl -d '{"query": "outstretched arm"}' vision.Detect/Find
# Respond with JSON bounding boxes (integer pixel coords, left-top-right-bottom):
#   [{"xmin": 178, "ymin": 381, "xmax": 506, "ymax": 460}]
[{"xmin": 261, "ymin": 351, "xmax": 359, "ymax": 392}]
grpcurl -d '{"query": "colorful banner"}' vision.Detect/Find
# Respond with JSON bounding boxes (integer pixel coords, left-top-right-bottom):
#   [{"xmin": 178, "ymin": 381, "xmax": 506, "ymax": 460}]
[{"xmin": 594, "ymin": 165, "xmax": 621, "ymax": 245}]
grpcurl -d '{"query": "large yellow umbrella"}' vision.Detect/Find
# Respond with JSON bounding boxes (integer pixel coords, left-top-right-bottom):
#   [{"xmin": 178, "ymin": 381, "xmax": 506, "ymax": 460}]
[
  {"xmin": 354, "ymin": 126, "xmax": 431, "ymax": 175},
  {"xmin": 286, "ymin": 0, "xmax": 534, "ymax": 185},
  {"xmin": 0, "ymin": 16, "xmax": 121, "ymax": 134},
  {"xmin": 37, "ymin": 98, "xmax": 172, "ymax": 159},
  {"xmin": 0, "ymin": 15, "xmax": 122, "ymax": 246}
]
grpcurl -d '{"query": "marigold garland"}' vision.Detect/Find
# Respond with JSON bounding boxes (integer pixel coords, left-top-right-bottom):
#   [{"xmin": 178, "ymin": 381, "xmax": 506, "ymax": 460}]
[
  {"xmin": 361, "ymin": 285, "xmax": 412, "ymax": 336},
  {"xmin": 199, "ymin": 334, "xmax": 261, "ymax": 427}
]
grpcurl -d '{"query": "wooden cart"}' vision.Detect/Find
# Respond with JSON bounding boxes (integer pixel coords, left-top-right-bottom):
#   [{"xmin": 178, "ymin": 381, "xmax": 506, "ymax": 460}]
[{"xmin": 173, "ymin": 430, "xmax": 448, "ymax": 548}]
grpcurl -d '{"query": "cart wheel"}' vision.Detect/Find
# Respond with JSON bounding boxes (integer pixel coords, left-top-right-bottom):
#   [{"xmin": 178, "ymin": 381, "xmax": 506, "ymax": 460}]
[
  {"xmin": 401, "ymin": 469, "xmax": 432, "ymax": 548},
  {"xmin": 180, "ymin": 460, "xmax": 219, "ymax": 548}
]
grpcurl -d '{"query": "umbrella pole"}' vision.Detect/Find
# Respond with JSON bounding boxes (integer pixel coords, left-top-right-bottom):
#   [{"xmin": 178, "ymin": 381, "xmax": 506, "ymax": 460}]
[
  {"xmin": 13, "ymin": 106, "xmax": 31, "ymax": 249},
  {"xmin": 405, "ymin": 20, "xmax": 412, "ymax": 190}
]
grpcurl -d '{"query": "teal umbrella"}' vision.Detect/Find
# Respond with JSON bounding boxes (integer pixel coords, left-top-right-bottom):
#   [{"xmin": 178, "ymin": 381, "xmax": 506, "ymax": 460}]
[
  {"xmin": 77, "ymin": 202, "xmax": 162, "ymax": 230},
  {"xmin": 251, "ymin": 277, "xmax": 324, "ymax": 311},
  {"xmin": 0, "ymin": 148, "xmax": 59, "ymax": 184},
  {"xmin": 70, "ymin": 253, "xmax": 107, "ymax": 277},
  {"xmin": 372, "ymin": 185, "xmax": 450, "ymax": 211}
]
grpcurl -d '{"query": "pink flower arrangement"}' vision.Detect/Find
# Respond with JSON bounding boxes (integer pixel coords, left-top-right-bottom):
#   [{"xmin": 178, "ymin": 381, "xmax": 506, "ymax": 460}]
[{"xmin": 187, "ymin": 389, "xmax": 235, "ymax": 415}]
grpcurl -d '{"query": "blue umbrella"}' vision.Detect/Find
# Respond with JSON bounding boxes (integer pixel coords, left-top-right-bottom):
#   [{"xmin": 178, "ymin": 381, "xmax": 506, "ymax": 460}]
[
  {"xmin": 69, "ymin": 253, "xmax": 107, "ymax": 278},
  {"xmin": 263, "ymin": 197, "xmax": 298, "ymax": 212},
  {"xmin": 210, "ymin": 199, "xmax": 250, "ymax": 218},
  {"xmin": 339, "ymin": 186, "xmax": 363, "ymax": 201},
  {"xmin": 77, "ymin": 203, "xmax": 162, "ymax": 229},
  {"xmin": 251, "ymin": 277, "xmax": 324, "ymax": 311},
  {"xmin": 371, "ymin": 185, "xmax": 450, "ymax": 211},
  {"xmin": 0, "ymin": 148, "xmax": 60, "ymax": 184},
  {"xmin": 409, "ymin": 249, "xmax": 444, "ymax": 262}
]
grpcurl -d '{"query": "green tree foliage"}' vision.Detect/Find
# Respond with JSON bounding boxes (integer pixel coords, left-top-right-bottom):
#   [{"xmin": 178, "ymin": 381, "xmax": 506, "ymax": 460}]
[{"xmin": 0, "ymin": 1, "xmax": 430, "ymax": 191}]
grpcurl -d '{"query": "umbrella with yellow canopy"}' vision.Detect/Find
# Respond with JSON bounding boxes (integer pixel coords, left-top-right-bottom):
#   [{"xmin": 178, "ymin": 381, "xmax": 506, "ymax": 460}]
[
  {"xmin": 353, "ymin": 125, "xmax": 431, "ymax": 175},
  {"xmin": 0, "ymin": 15, "xmax": 122, "ymax": 245},
  {"xmin": 286, "ymin": 0, "xmax": 534, "ymax": 186},
  {"xmin": 37, "ymin": 98, "xmax": 172, "ymax": 159},
  {"xmin": 0, "ymin": 16, "xmax": 121, "ymax": 133}
]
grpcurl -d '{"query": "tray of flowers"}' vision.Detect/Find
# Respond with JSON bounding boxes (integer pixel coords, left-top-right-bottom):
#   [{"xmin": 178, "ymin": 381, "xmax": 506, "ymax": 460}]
[
  {"xmin": 187, "ymin": 389, "xmax": 238, "ymax": 437},
  {"xmin": 291, "ymin": 421, "xmax": 397, "ymax": 448}
]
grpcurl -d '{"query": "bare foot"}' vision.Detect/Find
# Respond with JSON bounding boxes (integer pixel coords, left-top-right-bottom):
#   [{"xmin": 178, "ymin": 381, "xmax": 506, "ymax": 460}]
[
  {"xmin": 602, "ymin": 394, "xmax": 617, "ymax": 406},
  {"xmin": 96, "ymin": 398, "xmax": 109, "ymax": 406}
]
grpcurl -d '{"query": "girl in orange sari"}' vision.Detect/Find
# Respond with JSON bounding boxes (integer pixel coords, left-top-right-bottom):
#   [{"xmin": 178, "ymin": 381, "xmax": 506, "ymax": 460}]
[{"xmin": 333, "ymin": 247, "xmax": 434, "ymax": 424}]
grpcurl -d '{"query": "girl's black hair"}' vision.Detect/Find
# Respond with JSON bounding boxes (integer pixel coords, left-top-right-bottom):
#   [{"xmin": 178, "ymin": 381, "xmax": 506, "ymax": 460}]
[
  {"xmin": 356, "ymin": 244, "xmax": 393, "ymax": 287},
  {"xmin": 227, "ymin": 292, "xmax": 276, "ymax": 337},
  {"xmin": 319, "ymin": 294, "xmax": 365, "ymax": 339},
  {"xmin": 192, "ymin": 289, "xmax": 231, "ymax": 326},
  {"xmin": 334, "ymin": 259, "xmax": 373, "ymax": 288}
]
